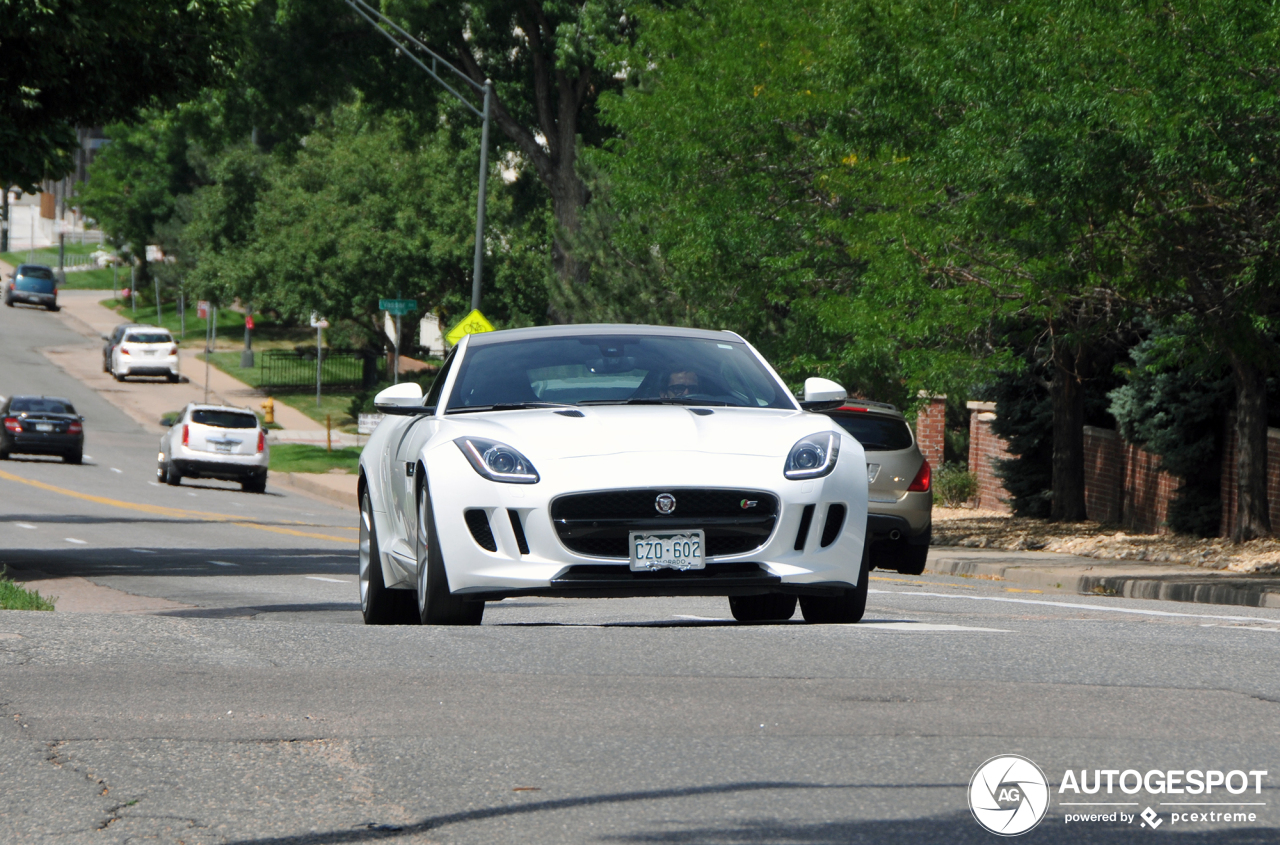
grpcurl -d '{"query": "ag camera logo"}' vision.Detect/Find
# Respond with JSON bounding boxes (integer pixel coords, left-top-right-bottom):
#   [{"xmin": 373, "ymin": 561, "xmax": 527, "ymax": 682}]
[{"xmin": 969, "ymin": 755, "xmax": 1051, "ymax": 836}]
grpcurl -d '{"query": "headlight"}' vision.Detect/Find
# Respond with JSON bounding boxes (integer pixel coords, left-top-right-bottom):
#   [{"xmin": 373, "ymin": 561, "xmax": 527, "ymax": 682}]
[
  {"xmin": 784, "ymin": 432, "xmax": 839, "ymax": 479},
  {"xmin": 455, "ymin": 437, "xmax": 539, "ymax": 484}
]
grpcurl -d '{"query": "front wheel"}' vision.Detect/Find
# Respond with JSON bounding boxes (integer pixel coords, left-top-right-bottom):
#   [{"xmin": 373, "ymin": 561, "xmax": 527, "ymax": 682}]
[
  {"xmin": 800, "ymin": 544, "xmax": 871, "ymax": 624},
  {"xmin": 728, "ymin": 593, "xmax": 797, "ymax": 622},
  {"xmin": 417, "ymin": 484, "xmax": 484, "ymax": 626},
  {"xmin": 359, "ymin": 490, "xmax": 416, "ymax": 625}
]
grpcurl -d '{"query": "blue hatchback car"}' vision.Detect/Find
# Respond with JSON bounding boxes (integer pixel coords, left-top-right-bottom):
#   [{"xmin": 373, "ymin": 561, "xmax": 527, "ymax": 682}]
[{"xmin": 4, "ymin": 264, "xmax": 59, "ymax": 311}]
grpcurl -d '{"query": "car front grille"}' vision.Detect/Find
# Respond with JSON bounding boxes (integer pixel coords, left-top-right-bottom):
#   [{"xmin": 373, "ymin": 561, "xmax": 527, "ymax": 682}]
[{"xmin": 550, "ymin": 488, "xmax": 778, "ymax": 559}]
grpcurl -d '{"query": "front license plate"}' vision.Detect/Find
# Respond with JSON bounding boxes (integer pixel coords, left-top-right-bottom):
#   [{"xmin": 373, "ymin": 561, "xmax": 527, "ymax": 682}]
[
  {"xmin": 629, "ymin": 531, "xmax": 705, "ymax": 571},
  {"xmin": 35, "ymin": 423, "xmax": 53, "ymax": 432}
]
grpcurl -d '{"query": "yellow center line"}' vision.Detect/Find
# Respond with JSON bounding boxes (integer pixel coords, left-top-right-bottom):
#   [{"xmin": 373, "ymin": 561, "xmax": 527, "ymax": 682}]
[{"xmin": 0, "ymin": 468, "xmax": 356, "ymax": 544}]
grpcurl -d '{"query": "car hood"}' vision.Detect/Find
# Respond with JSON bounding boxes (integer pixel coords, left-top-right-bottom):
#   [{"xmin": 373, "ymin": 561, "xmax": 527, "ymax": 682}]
[{"xmin": 439, "ymin": 405, "xmax": 834, "ymax": 460}]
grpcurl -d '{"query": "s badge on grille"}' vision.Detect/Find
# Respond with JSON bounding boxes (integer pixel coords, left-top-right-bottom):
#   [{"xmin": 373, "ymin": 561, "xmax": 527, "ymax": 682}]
[
  {"xmin": 655, "ymin": 493, "xmax": 677, "ymax": 515},
  {"xmin": 740, "ymin": 499, "xmax": 758, "ymax": 509}
]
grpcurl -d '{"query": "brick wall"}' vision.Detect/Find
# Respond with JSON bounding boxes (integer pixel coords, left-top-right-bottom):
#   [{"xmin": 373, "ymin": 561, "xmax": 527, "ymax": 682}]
[
  {"xmin": 1082, "ymin": 426, "xmax": 1124, "ymax": 524},
  {"xmin": 966, "ymin": 402, "xmax": 1011, "ymax": 512},
  {"xmin": 1119, "ymin": 442, "xmax": 1178, "ymax": 534},
  {"xmin": 915, "ymin": 394, "xmax": 947, "ymax": 470},
  {"xmin": 1220, "ymin": 425, "xmax": 1280, "ymax": 537}
]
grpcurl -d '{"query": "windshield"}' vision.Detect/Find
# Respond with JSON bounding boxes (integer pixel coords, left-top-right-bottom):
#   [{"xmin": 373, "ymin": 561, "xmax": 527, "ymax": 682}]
[
  {"xmin": 191, "ymin": 410, "xmax": 257, "ymax": 429},
  {"xmin": 15, "ymin": 277, "xmax": 55, "ymax": 293},
  {"xmin": 10, "ymin": 397, "xmax": 75, "ymax": 415},
  {"xmin": 125, "ymin": 332, "xmax": 173, "ymax": 344},
  {"xmin": 445, "ymin": 334, "xmax": 795, "ymax": 412}
]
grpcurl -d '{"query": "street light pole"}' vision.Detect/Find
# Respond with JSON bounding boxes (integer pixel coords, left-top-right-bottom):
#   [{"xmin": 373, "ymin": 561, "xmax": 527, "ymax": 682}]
[{"xmin": 343, "ymin": 0, "xmax": 492, "ymax": 312}]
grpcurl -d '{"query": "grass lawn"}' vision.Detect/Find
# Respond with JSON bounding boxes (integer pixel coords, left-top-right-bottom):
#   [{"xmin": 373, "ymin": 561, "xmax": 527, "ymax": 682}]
[
  {"xmin": 0, "ymin": 569, "xmax": 56, "ymax": 611},
  {"xmin": 202, "ymin": 350, "xmax": 363, "ymax": 428},
  {"xmin": 269, "ymin": 443, "xmax": 361, "ymax": 474},
  {"xmin": 102, "ymin": 297, "xmax": 246, "ymax": 343}
]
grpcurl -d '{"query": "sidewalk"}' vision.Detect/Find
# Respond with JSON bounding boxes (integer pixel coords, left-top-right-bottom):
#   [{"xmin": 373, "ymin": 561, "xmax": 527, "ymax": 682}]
[{"xmin": 922, "ymin": 547, "xmax": 1280, "ymax": 609}]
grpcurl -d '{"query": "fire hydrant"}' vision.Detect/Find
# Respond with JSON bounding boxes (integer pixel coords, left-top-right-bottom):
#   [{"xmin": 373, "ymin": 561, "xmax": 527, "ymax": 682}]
[{"xmin": 261, "ymin": 397, "xmax": 275, "ymax": 425}]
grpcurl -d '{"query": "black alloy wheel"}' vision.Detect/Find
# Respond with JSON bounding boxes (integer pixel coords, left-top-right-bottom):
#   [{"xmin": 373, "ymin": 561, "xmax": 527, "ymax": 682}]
[
  {"xmin": 799, "ymin": 544, "xmax": 871, "ymax": 624},
  {"xmin": 728, "ymin": 593, "xmax": 798, "ymax": 622},
  {"xmin": 416, "ymin": 480, "xmax": 484, "ymax": 626}
]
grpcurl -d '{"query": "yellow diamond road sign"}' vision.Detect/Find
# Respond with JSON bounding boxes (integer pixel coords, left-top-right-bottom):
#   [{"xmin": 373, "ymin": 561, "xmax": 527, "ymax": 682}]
[{"xmin": 444, "ymin": 309, "xmax": 495, "ymax": 346}]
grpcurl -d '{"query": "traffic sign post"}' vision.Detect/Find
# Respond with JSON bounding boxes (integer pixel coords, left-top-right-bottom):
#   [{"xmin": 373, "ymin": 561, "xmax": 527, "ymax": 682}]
[
  {"xmin": 310, "ymin": 313, "xmax": 329, "ymax": 407},
  {"xmin": 379, "ymin": 298, "xmax": 417, "ymax": 384},
  {"xmin": 444, "ymin": 309, "xmax": 495, "ymax": 347}
]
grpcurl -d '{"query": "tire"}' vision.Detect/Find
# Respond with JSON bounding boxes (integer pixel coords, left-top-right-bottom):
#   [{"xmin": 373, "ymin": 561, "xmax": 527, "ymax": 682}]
[
  {"xmin": 103, "ymin": 357, "xmax": 111, "ymax": 374},
  {"xmin": 416, "ymin": 481, "xmax": 484, "ymax": 626},
  {"xmin": 800, "ymin": 544, "xmax": 871, "ymax": 624},
  {"xmin": 47, "ymin": 304, "xmax": 60, "ymax": 312},
  {"xmin": 167, "ymin": 372, "xmax": 179, "ymax": 383},
  {"xmin": 3, "ymin": 297, "xmax": 12, "ymax": 307},
  {"xmin": 359, "ymin": 490, "xmax": 417, "ymax": 625},
  {"xmin": 164, "ymin": 461, "xmax": 182, "ymax": 486},
  {"xmin": 728, "ymin": 593, "xmax": 797, "ymax": 622},
  {"xmin": 114, "ymin": 371, "xmax": 126, "ymax": 382},
  {"xmin": 897, "ymin": 543, "xmax": 928, "ymax": 577},
  {"xmin": 241, "ymin": 475, "xmax": 266, "ymax": 494},
  {"xmin": 0, "ymin": 449, "xmax": 8, "ymax": 460},
  {"xmin": 63, "ymin": 450, "xmax": 83, "ymax": 465}
]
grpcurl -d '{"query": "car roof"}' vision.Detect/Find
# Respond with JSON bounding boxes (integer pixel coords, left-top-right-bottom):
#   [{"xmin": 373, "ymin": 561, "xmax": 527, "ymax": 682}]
[
  {"xmin": 6, "ymin": 394, "xmax": 74, "ymax": 405},
  {"xmin": 16, "ymin": 264, "xmax": 53, "ymax": 273},
  {"xmin": 465, "ymin": 323, "xmax": 742, "ymax": 348},
  {"xmin": 186, "ymin": 403, "xmax": 257, "ymax": 416},
  {"xmin": 124, "ymin": 325, "xmax": 168, "ymax": 332}
]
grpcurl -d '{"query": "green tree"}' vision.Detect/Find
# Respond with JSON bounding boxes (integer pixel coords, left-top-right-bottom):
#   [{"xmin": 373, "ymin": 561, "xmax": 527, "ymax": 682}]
[{"xmin": 0, "ymin": 0, "xmax": 250, "ymax": 191}]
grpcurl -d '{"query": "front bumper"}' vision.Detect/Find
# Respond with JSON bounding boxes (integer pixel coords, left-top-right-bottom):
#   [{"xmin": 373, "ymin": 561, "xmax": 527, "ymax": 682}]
[{"xmin": 384, "ymin": 443, "xmax": 869, "ymax": 599}]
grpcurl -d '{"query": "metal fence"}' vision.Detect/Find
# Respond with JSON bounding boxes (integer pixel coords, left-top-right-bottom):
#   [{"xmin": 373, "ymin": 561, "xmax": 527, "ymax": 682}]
[{"xmin": 258, "ymin": 349, "xmax": 375, "ymax": 392}]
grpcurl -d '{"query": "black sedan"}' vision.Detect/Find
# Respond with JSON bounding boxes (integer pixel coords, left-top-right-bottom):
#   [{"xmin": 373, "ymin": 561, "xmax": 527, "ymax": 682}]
[{"xmin": 0, "ymin": 395, "xmax": 84, "ymax": 463}]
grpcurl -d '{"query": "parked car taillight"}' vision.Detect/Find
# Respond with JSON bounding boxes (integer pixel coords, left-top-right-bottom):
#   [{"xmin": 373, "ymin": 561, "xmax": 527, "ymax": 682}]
[
  {"xmin": 67, "ymin": 421, "xmax": 83, "ymax": 435},
  {"xmin": 907, "ymin": 459, "xmax": 931, "ymax": 492},
  {"xmin": 3, "ymin": 417, "xmax": 21, "ymax": 433},
  {"xmin": 256, "ymin": 429, "xmax": 265, "ymax": 453},
  {"xmin": 168, "ymin": 345, "xmax": 178, "ymax": 355},
  {"xmin": 120, "ymin": 347, "xmax": 131, "ymax": 355},
  {"xmin": 182, "ymin": 424, "xmax": 189, "ymax": 446}
]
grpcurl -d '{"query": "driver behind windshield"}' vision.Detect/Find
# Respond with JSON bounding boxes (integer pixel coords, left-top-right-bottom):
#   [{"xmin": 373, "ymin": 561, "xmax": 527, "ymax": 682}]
[{"xmin": 660, "ymin": 370, "xmax": 700, "ymax": 399}]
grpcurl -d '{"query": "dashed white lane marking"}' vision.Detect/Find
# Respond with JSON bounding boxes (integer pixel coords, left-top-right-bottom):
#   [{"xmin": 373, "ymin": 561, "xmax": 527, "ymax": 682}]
[
  {"xmin": 148, "ymin": 481, "xmax": 160, "ymax": 487},
  {"xmin": 868, "ymin": 589, "xmax": 1280, "ymax": 626},
  {"xmin": 15, "ymin": 522, "xmax": 36, "ymax": 529},
  {"xmin": 65, "ymin": 538, "xmax": 87, "ymax": 544},
  {"xmin": 673, "ymin": 615, "xmax": 727, "ymax": 622},
  {"xmin": 306, "ymin": 576, "xmax": 350, "ymax": 584},
  {"xmin": 187, "ymin": 492, "xmax": 197, "ymax": 497},
  {"xmin": 82, "ymin": 455, "xmax": 93, "ymax": 461},
  {"xmin": 110, "ymin": 468, "xmax": 122, "ymax": 474},
  {"xmin": 208, "ymin": 560, "xmax": 238, "ymax": 567},
  {"xmin": 130, "ymin": 549, "xmax": 155, "ymax": 554}
]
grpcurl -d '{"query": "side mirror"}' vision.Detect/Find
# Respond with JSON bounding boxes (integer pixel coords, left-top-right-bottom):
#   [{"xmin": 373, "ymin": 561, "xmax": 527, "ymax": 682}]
[
  {"xmin": 160, "ymin": 418, "xmax": 173, "ymax": 427},
  {"xmin": 373, "ymin": 382, "xmax": 430, "ymax": 415},
  {"xmin": 800, "ymin": 377, "xmax": 847, "ymax": 412}
]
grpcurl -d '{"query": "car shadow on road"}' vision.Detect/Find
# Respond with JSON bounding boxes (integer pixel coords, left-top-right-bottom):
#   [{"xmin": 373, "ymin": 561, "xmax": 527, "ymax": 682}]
[
  {"xmin": 1, "ymin": 546, "xmax": 357, "ymax": 581},
  {"xmin": 213, "ymin": 782, "xmax": 1278, "ymax": 845}
]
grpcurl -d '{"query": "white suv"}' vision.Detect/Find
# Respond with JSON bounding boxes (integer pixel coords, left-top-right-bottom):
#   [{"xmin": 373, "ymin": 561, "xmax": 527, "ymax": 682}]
[
  {"xmin": 111, "ymin": 326, "xmax": 179, "ymax": 382},
  {"xmin": 159, "ymin": 403, "xmax": 269, "ymax": 492}
]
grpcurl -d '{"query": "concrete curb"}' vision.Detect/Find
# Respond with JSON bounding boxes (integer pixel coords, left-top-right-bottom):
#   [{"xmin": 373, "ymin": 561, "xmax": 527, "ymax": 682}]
[
  {"xmin": 269, "ymin": 471, "xmax": 357, "ymax": 511},
  {"xmin": 925, "ymin": 552, "xmax": 1280, "ymax": 609}
]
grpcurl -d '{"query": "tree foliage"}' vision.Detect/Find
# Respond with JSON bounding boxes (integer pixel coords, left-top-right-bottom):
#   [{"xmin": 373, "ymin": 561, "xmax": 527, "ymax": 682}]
[{"xmin": 0, "ymin": 0, "xmax": 250, "ymax": 190}]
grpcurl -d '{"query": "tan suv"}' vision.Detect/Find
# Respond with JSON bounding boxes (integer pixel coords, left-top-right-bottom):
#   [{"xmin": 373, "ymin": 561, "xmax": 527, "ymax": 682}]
[{"xmin": 823, "ymin": 401, "xmax": 931, "ymax": 575}]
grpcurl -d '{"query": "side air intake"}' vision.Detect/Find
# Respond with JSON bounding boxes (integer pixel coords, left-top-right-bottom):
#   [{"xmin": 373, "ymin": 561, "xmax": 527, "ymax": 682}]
[{"xmin": 464, "ymin": 509, "xmax": 497, "ymax": 552}]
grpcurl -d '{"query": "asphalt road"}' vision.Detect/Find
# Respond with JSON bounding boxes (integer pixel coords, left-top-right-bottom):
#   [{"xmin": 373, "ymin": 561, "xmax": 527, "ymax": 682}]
[{"xmin": 2, "ymin": 300, "xmax": 1279, "ymax": 844}]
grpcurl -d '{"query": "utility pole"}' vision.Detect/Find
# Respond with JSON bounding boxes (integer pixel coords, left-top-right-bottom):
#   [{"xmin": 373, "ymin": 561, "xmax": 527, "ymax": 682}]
[
  {"xmin": 1, "ymin": 185, "xmax": 8, "ymax": 254},
  {"xmin": 343, "ymin": 0, "xmax": 492, "ymax": 312}
]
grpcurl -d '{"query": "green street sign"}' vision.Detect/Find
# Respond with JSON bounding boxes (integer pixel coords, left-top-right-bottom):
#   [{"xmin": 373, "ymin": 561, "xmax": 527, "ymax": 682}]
[{"xmin": 379, "ymin": 298, "xmax": 417, "ymax": 315}]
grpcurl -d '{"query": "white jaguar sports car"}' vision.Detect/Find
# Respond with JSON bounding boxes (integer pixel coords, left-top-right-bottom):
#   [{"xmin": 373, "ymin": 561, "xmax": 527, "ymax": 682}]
[{"xmin": 357, "ymin": 324, "xmax": 870, "ymax": 626}]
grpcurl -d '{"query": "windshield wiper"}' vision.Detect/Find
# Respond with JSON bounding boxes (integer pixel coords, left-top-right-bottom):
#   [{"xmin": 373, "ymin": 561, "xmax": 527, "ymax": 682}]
[
  {"xmin": 445, "ymin": 402, "xmax": 576, "ymax": 415},
  {"xmin": 578, "ymin": 398, "xmax": 733, "ymax": 407}
]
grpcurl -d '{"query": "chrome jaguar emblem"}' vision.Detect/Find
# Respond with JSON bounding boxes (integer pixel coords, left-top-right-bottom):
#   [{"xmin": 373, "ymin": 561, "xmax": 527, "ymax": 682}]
[{"xmin": 654, "ymin": 493, "xmax": 677, "ymax": 515}]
